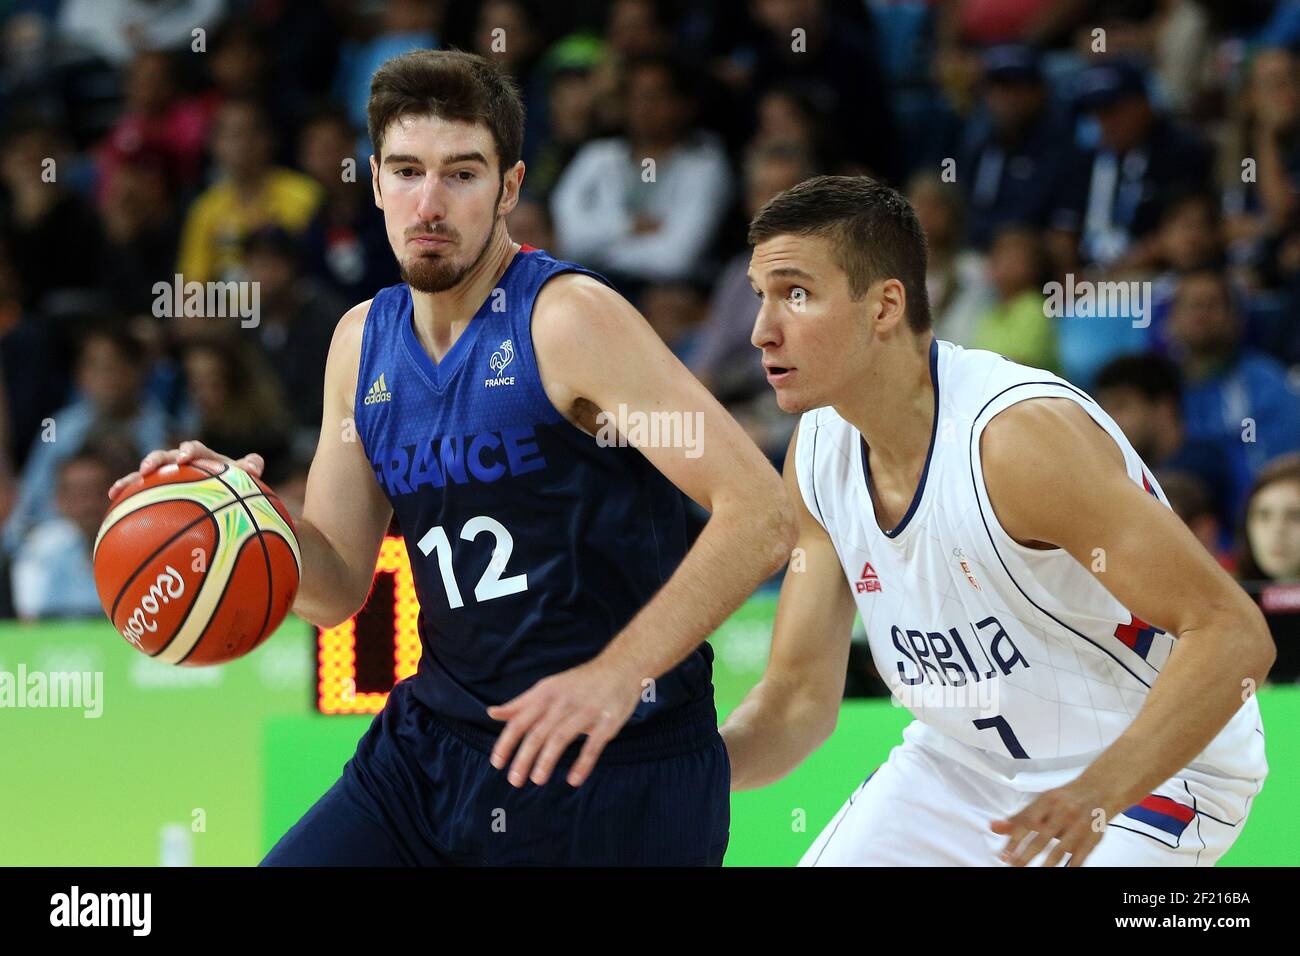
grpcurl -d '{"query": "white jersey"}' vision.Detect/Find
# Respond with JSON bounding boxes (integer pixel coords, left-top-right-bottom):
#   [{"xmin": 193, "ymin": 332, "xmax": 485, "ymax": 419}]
[{"xmin": 796, "ymin": 339, "xmax": 1266, "ymax": 792}]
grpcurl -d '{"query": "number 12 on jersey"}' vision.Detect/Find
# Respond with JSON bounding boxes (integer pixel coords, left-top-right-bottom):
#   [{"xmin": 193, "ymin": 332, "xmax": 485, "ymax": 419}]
[{"xmin": 417, "ymin": 515, "xmax": 528, "ymax": 608}]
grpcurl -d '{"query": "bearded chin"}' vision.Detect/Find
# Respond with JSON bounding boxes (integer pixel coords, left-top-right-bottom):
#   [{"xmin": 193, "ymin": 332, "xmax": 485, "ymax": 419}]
[
  {"xmin": 400, "ymin": 219, "xmax": 499, "ymax": 294},
  {"xmin": 401, "ymin": 255, "xmax": 467, "ymax": 293}
]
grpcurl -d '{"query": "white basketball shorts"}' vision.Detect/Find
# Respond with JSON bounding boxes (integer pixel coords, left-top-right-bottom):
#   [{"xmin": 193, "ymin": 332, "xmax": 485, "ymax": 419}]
[{"xmin": 800, "ymin": 723, "xmax": 1265, "ymax": 866}]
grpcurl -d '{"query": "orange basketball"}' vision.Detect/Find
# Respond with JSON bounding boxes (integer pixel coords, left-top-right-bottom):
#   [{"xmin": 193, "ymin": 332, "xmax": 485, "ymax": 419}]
[{"xmin": 92, "ymin": 460, "xmax": 302, "ymax": 666}]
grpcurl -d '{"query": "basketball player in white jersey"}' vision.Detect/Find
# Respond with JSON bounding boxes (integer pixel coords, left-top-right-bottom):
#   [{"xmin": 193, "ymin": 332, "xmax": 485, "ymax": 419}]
[{"xmin": 721, "ymin": 176, "xmax": 1274, "ymax": 866}]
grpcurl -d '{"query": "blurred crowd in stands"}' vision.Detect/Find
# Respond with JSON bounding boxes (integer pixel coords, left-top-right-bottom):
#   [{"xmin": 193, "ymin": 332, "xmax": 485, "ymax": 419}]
[{"xmin": 0, "ymin": 0, "xmax": 1297, "ymax": 677}]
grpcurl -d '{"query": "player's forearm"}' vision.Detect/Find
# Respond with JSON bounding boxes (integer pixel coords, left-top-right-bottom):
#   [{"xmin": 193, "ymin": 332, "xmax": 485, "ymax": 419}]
[
  {"xmin": 721, "ymin": 676, "xmax": 836, "ymax": 790},
  {"xmin": 290, "ymin": 518, "xmax": 372, "ymax": 628},
  {"xmin": 593, "ymin": 495, "xmax": 796, "ymax": 695},
  {"xmin": 1074, "ymin": 607, "xmax": 1275, "ymax": 815}
]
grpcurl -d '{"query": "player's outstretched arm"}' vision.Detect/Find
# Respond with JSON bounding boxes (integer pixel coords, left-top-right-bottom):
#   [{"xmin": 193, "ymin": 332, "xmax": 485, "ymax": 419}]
[
  {"xmin": 109, "ymin": 302, "xmax": 394, "ymax": 630},
  {"xmin": 979, "ymin": 397, "xmax": 1276, "ymax": 866},
  {"xmin": 720, "ymin": 426, "xmax": 858, "ymax": 790},
  {"xmin": 486, "ymin": 273, "xmax": 798, "ymax": 788}
]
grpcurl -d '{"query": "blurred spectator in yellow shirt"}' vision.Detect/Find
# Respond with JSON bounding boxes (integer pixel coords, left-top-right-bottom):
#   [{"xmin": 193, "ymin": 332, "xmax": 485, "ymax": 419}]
[
  {"xmin": 176, "ymin": 97, "xmax": 322, "ymax": 283},
  {"xmin": 971, "ymin": 223, "xmax": 1057, "ymax": 371}
]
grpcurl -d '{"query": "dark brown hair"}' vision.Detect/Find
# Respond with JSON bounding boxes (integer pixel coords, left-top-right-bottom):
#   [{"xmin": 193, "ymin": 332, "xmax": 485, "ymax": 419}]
[
  {"xmin": 748, "ymin": 175, "xmax": 932, "ymax": 332},
  {"xmin": 367, "ymin": 49, "xmax": 524, "ymax": 177},
  {"xmin": 1237, "ymin": 452, "xmax": 1300, "ymax": 582}
]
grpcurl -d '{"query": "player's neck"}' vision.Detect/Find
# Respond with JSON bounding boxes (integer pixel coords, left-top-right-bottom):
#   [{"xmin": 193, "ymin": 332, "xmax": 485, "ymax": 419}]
[
  {"xmin": 409, "ymin": 230, "xmax": 520, "ymax": 360},
  {"xmin": 836, "ymin": 335, "xmax": 935, "ymax": 475}
]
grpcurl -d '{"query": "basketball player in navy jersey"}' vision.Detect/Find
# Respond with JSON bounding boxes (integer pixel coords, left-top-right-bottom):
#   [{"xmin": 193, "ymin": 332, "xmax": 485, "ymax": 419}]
[
  {"xmin": 109, "ymin": 50, "xmax": 795, "ymax": 865},
  {"xmin": 722, "ymin": 175, "xmax": 1274, "ymax": 866}
]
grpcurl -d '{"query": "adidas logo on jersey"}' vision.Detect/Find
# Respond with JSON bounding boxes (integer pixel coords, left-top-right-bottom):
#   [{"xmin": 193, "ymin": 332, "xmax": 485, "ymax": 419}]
[
  {"xmin": 484, "ymin": 339, "xmax": 516, "ymax": 387},
  {"xmin": 364, "ymin": 373, "xmax": 392, "ymax": 405},
  {"xmin": 855, "ymin": 562, "xmax": 882, "ymax": 593}
]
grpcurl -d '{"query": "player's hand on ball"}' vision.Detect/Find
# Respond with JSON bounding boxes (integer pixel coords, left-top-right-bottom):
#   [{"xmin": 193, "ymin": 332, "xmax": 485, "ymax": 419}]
[
  {"xmin": 991, "ymin": 780, "xmax": 1116, "ymax": 867},
  {"xmin": 486, "ymin": 657, "xmax": 642, "ymax": 789},
  {"xmin": 107, "ymin": 440, "xmax": 265, "ymax": 499}
]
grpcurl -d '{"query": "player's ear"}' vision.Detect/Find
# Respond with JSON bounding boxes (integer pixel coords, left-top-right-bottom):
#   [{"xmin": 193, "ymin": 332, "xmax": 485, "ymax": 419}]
[
  {"xmin": 876, "ymin": 278, "xmax": 908, "ymax": 334},
  {"xmin": 498, "ymin": 160, "xmax": 525, "ymax": 217},
  {"xmin": 370, "ymin": 155, "xmax": 383, "ymax": 209}
]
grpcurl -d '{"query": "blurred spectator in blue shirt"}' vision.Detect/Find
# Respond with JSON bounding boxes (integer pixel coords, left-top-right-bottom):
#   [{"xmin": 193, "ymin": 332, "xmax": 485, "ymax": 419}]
[
  {"xmin": 335, "ymin": 0, "xmax": 445, "ymax": 154},
  {"xmin": 3, "ymin": 326, "xmax": 169, "ymax": 555},
  {"xmin": 1255, "ymin": 0, "xmax": 1300, "ymax": 48},
  {"xmin": 1094, "ymin": 352, "xmax": 1239, "ymax": 539},
  {"xmin": 1168, "ymin": 268, "xmax": 1300, "ymax": 522},
  {"xmin": 1145, "ymin": 188, "xmax": 1226, "ymax": 355},
  {"xmin": 11, "ymin": 440, "xmax": 134, "ymax": 620},
  {"xmin": 1256, "ymin": 216, "xmax": 1300, "ymax": 368},
  {"xmin": 959, "ymin": 45, "xmax": 1088, "ymax": 252},
  {"xmin": 1073, "ymin": 58, "xmax": 1214, "ymax": 272}
]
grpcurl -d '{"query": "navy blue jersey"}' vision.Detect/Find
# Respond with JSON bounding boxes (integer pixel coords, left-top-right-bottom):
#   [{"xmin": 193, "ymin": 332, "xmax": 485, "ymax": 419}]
[{"xmin": 354, "ymin": 246, "xmax": 713, "ymax": 731}]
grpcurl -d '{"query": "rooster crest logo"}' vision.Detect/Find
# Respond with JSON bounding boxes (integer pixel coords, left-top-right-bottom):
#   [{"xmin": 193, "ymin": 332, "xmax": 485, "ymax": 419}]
[{"xmin": 490, "ymin": 339, "xmax": 514, "ymax": 374}]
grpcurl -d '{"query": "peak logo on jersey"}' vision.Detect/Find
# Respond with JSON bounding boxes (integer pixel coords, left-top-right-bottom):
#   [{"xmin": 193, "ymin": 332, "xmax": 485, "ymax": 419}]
[
  {"xmin": 856, "ymin": 562, "xmax": 882, "ymax": 593},
  {"xmin": 485, "ymin": 339, "xmax": 516, "ymax": 387},
  {"xmin": 365, "ymin": 373, "xmax": 393, "ymax": 405}
]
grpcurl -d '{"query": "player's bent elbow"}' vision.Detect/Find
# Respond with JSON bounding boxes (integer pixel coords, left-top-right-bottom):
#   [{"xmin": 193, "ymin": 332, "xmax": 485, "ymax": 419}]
[
  {"xmin": 1259, "ymin": 640, "xmax": 1277, "ymax": 686},
  {"xmin": 293, "ymin": 582, "xmax": 372, "ymax": 631},
  {"xmin": 1201, "ymin": 593, "xmax": 1277, "ymax": 685},
  {"xmin": 331, "ymin": 584, "xmax": 377, "ymax": 630},
  {"xmin": 293, "ymin": 598, "xmax": 351, "ymax": 631},
  {"xmin": 319, "ymin": 603, "xmax": 362, "ymax": 631},
  {"xmin": 1249, "ymin": 611, "xmax": 1277, "ymax": 685},
  {"xmin": 1233, "ymin": 595, "xmax": 1277, "ymax": 681}
]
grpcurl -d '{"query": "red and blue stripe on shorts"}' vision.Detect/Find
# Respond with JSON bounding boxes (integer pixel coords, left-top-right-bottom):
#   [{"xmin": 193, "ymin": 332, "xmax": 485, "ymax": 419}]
[{"xmin": 1121, "ymin": 794, "xmax": 1196, "ymax": 837}]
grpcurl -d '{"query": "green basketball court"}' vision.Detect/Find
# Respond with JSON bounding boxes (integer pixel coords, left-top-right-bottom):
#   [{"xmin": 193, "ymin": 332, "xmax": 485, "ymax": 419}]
[{"xmin": 1, "ymin": 601, "xmax": 1295, "ymax": 865}]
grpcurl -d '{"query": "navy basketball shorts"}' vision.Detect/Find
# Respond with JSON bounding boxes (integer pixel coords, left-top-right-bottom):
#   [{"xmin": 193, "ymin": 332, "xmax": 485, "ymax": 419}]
[{"xmin": 261, "ymin": 679, "xmax": 731, "ymax": 866}]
